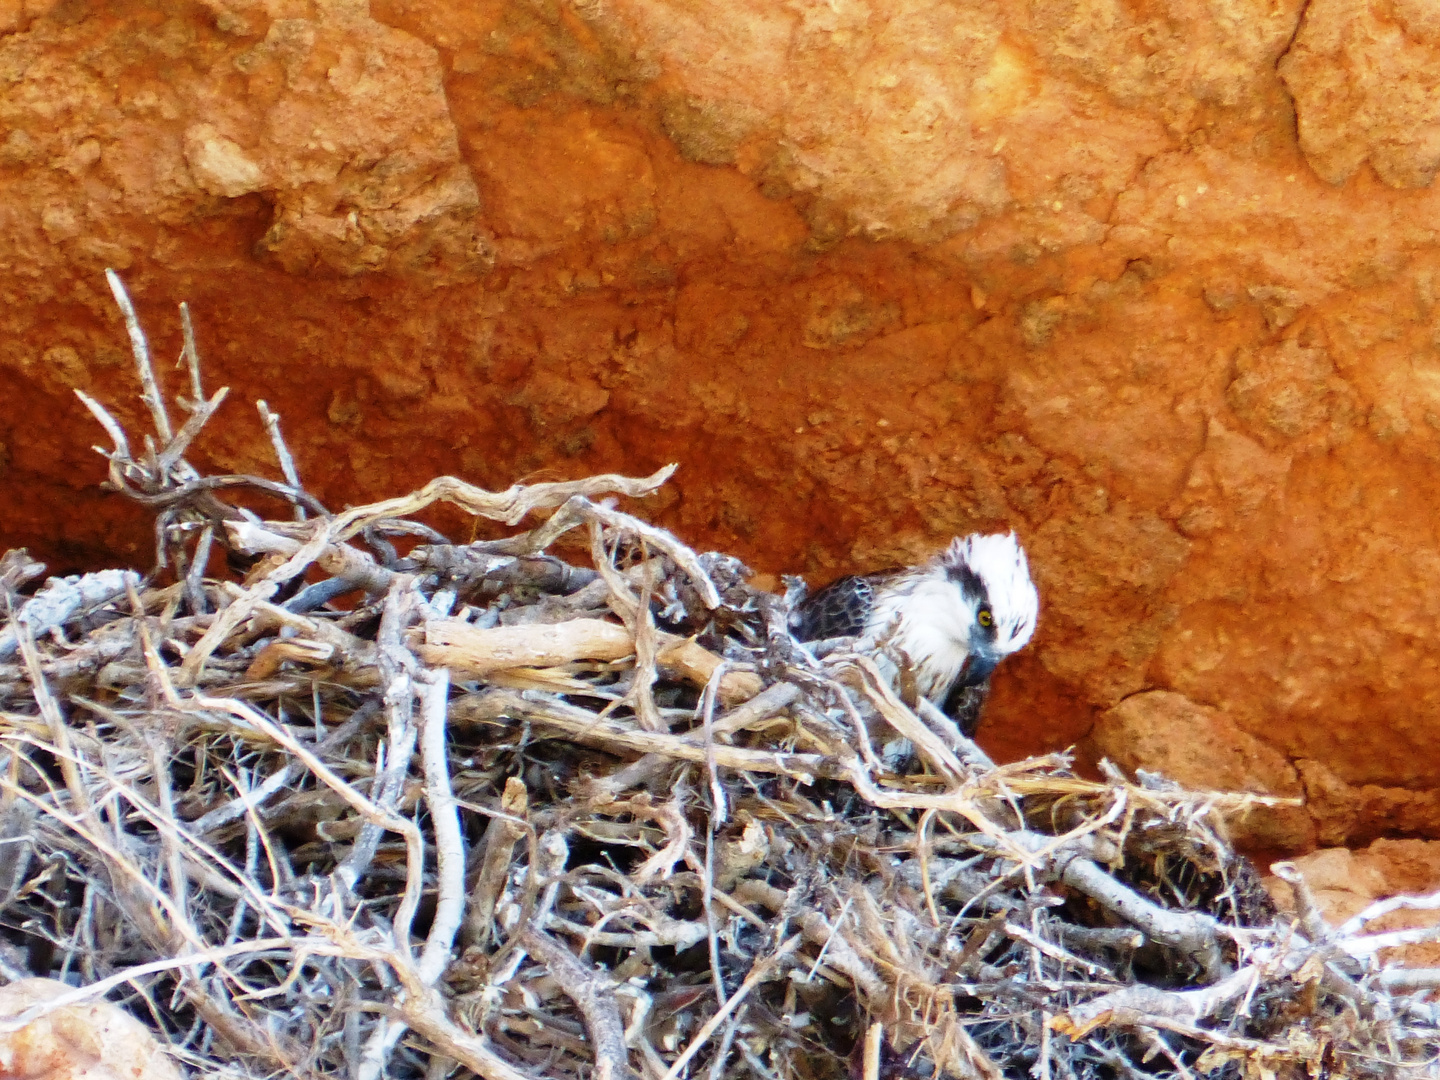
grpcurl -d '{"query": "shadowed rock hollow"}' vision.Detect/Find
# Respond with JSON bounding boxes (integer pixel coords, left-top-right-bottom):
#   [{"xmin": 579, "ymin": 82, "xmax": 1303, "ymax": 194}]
[{"xmin": 3, "ymin": 0, "xmax": 1440, "ymax": 852}]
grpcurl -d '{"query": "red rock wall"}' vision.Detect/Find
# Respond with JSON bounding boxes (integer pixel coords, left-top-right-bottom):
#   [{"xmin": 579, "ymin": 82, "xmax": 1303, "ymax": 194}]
[{"xmin": 3, "ymin": 0, "xmax": 1439, "ymax": 849}]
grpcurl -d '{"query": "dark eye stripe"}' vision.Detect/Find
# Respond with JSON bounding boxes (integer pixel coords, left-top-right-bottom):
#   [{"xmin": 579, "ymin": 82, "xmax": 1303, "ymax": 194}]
[{"xmin": 945, "ymin": 561, "xmax": 986, "ymax": 604}]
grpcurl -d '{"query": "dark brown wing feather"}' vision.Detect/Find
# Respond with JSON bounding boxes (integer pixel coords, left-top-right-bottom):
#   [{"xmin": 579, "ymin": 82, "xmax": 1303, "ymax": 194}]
[{"xmin": 791, "ymin": 573, "xmax": 888, "ymax": 641}]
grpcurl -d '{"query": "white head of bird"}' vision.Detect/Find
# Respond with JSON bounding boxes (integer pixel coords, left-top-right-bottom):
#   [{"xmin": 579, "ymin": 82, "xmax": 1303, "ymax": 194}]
[{"xmin": 865, "ymin": 531, "xmax": 1039, "ymax": 704}]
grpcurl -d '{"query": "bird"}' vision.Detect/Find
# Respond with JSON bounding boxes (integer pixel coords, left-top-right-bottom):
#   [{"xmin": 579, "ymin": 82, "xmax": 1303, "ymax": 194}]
[{"xmin": 789, "ymin": 533, "xmax": 1039, "ymax": 736}]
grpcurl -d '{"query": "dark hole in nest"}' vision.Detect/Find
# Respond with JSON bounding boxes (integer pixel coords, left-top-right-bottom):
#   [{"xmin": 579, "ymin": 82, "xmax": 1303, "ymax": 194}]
[
  {"xmin": 562, "ymin": 828, "xmax": 651, "ymax": 879},
  {"xmin": 0, "ymin": 857, "xmax": 79, "ymax": 978}
]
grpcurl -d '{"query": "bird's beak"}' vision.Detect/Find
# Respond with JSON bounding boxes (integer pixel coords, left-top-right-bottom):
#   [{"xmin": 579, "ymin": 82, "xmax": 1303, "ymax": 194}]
[{"xmin": 957, "ymin": 652, "xmax": 999, "ymax": 688}]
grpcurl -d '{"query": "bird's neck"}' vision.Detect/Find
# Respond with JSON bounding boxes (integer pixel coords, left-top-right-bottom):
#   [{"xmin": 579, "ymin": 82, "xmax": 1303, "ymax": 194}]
[{"xmin": 866, "ymin": 573, "xmax": 975, "ymax": 703}]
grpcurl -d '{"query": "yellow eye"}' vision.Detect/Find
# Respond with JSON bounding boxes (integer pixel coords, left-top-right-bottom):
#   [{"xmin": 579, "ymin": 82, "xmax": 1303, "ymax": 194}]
[{"xmin": 977, "ymin": 609, "xmax": 993, "ymax": 628}]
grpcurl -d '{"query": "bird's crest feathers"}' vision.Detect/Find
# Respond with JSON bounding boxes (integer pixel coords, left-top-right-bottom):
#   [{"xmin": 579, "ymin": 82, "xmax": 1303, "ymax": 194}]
[{"xmin": 937, "ymin": 532, "xmax": 1039, "ymax": 652}]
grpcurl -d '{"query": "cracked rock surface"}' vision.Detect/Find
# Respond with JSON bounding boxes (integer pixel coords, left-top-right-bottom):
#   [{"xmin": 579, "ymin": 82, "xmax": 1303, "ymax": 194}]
[{"xmin": 3, "ymin": 0, "xmax": 1439, "ymax": 848}]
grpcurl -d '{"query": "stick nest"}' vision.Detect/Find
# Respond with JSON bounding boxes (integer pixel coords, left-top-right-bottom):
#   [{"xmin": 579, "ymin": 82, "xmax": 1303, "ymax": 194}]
[{"xmin": 0, "ymin": 276, "xmax": 1437, "ymax": 1080}]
